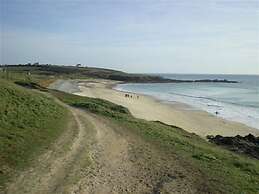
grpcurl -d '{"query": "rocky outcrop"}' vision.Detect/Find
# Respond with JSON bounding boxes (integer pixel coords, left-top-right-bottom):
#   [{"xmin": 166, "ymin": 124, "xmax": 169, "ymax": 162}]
[{"xmin": 207, "ymin": 134, "xmax": 259, "ymax": 159}]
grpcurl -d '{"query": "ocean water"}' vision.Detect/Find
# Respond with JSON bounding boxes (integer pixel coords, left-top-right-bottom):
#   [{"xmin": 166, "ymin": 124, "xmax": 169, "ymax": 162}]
[{"xmin": 115, "ymin": 74, "xmax": 259, "ymax": 130}]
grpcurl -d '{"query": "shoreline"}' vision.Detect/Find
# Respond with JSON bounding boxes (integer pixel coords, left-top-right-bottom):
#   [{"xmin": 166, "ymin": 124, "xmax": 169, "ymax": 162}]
[
  {"xmin": 114, "ymin": 82, "xmax": 259, "ymax": 130},
  {"xmin": 50, "ymin": 79, "xmax": 259, "ymax": 138}
]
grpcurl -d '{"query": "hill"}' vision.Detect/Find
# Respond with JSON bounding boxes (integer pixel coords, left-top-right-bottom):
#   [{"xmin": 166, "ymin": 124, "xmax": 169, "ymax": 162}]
[
  {"xmin": 1, "ymin": 64, "xmax": 171, "ymax": 83},
  {"xmin": 50, "ymin": 89, "xmax": 259, "ymax": 193},
  {"xmin": 1, "ymin": 76, "xmax": 257, "ymax": 193},
  {"xmin": 1, "ymin": 64, "xmax": 238, "ymax": 83},
  {"xmin": 0, "ymin": 79, "xmax": 69, "ymax": 188}
]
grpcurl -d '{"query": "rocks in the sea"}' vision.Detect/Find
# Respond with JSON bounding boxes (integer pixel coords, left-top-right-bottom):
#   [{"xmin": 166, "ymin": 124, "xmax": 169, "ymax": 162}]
[
  {"xmin": 207, "ymin": 134, "xmax": 259, "ymax": 159},
  {"xmin": 193, "ymin": 79, "xmax": 238, "ymax": 83},
  {"xmin": 168, "ymin": 79, "xmax": 238, "ymax": 83}
]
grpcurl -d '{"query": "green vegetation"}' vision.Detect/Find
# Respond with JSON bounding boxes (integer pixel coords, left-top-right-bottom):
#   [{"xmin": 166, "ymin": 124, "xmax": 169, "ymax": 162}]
[
  {"xmin": 51, "ymin": 90, "xmax": 259, "ymax": 193},
  {"xmin": 0, "ymin": 79, "xmax": 69, "ymax": 187},
  {"xmin": 123, "ymin": 120, "xmax": 259, "ymax": 193},
  {"xmin": 1, "ymin": 64, "xmax": 238, "ymax": 83},
  {"xmin": 1, "ymin": 64, "xmax": 173, "ymax": 83},
  {"xmin": 50, "ymin": 90, "xmax": 131, "ymax": 118},
  {"xmin": 0, "ymin": 67, "xmax": 257, "ymax": 192}
]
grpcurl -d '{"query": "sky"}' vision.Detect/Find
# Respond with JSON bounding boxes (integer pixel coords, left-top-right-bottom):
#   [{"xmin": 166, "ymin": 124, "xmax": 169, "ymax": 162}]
[{"xmin": 0, "ymin": 0, "xmax": 259, "ymax": 74}]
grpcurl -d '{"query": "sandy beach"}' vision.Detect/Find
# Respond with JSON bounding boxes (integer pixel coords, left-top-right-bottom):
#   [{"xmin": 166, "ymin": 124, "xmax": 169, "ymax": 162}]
[{"xmin": 52, "ymin": 79, "xmax": 259, "ymax": 138}]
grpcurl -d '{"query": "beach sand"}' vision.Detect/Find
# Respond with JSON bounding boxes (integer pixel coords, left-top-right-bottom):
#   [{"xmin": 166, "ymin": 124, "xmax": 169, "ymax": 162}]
[{"xmin": 68, "ymin": 79, "xmax": 259, "ymax": 138}]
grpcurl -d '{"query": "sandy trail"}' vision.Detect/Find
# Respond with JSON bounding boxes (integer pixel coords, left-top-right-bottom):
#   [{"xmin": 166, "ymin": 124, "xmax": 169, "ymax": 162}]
[
  {"xmin": 70, "ymin": 114, "xmax": 198, "ymax": 194},
  {"xmin": 6, "ymin": 102, "xmax": 200, "ymax": 193}
]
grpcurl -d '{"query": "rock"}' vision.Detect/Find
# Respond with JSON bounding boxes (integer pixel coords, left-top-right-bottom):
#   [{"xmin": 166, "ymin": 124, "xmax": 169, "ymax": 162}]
[{"xmin": 207, "ymin": 134, "xmax": 259, "ymax": 159}]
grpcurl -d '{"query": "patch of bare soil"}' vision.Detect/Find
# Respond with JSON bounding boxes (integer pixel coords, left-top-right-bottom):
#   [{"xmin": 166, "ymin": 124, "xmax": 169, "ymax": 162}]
[{"xmin": 5, "ymin": 106, "xmax": 204, "ymax": 194}]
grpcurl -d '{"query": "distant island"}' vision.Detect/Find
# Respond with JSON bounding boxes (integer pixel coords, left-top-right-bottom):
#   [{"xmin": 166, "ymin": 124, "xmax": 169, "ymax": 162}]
[{"xmin": 1, "ymin": 64, "xmax": 238, "ymax": 83}]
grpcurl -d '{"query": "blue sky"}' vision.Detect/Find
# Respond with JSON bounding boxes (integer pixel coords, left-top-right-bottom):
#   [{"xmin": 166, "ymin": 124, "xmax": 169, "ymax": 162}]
[{"xmin": 1, "ymin": 0, "xmax": 259, "ymax": 74}]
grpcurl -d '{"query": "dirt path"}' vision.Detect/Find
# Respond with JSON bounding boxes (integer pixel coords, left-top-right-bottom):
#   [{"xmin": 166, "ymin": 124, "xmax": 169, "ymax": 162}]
[
  {"xmin": 6, "ymin": 105, "xmax": 201, "ymax": 194},
  {"xmin": 70, "ymin": 115, "xmax": 200, "ymax": 194},
  {"xmin": 5, "ymin": 107, "xmax": 91, "ymax": 194}
]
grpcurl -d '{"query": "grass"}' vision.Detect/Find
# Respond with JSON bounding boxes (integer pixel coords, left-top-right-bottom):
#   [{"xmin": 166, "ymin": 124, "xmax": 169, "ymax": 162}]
[
  {"xmin": 0, "ymin": 69, "xmax": 57, "ymax": 86},
  {"xmin": 1, "ymin": 64, "xmax": 172, "ymax": 83},
  {"xmin": 121, "ymin": 120, "xmax": 259, "ymax": 193},
  {"xmin": 51, "ymin": 90, "xmax": 259, "ymax": 194},
  {"xmin": 0, "ymin": 79, "xmax": 69, "ymax": 188},
  {"xmin": 50, "ymin": 89, "xmax": 131, "ymax": 118},
  {"xmin": 1, "ymin": 71, "xmax": 259, "ymax": 193}
]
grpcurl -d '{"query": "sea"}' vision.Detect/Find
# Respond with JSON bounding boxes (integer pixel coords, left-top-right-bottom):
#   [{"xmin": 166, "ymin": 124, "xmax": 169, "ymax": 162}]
[{"xmin": 115, "ymin": 74, "xmax": 259, "ymax": 130}]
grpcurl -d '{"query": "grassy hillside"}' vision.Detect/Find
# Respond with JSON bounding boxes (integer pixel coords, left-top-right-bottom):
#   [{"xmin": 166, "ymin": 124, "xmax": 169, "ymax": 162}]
[
  {"xmin": 0, "ymin": 79, "xmax": 69, "ymax": 188},
  {"xmin": 1, "ymin": 76, "xmax": 257, "ymax": 192},
  {"xmin": 1, "ymin": 65, "xmax": 238, "ymax": 83},
  {"xmin": 1, "ymin": 64, "xmax": 174, "ymax": 83},
  {"xmin": 51, "ymin": 90, "xmax": 259, "ymax": 193}
]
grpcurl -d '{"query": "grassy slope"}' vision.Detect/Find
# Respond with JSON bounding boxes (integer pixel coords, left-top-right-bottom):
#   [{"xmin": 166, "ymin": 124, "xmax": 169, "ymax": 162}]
[
  {"xmin": 1, "ymin": 65, "xmax": 171, "ymax": 83},
  {"xmin": 51, "ymin": 90, "xmax": 259, "ymax": 194},
  {"xmin": 0, "ymin": 79, "xmax": 69, "ymax": 188},
  {"xmin": 1, "ymin": 69, "xmax": 258, "ymax": 193}
]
